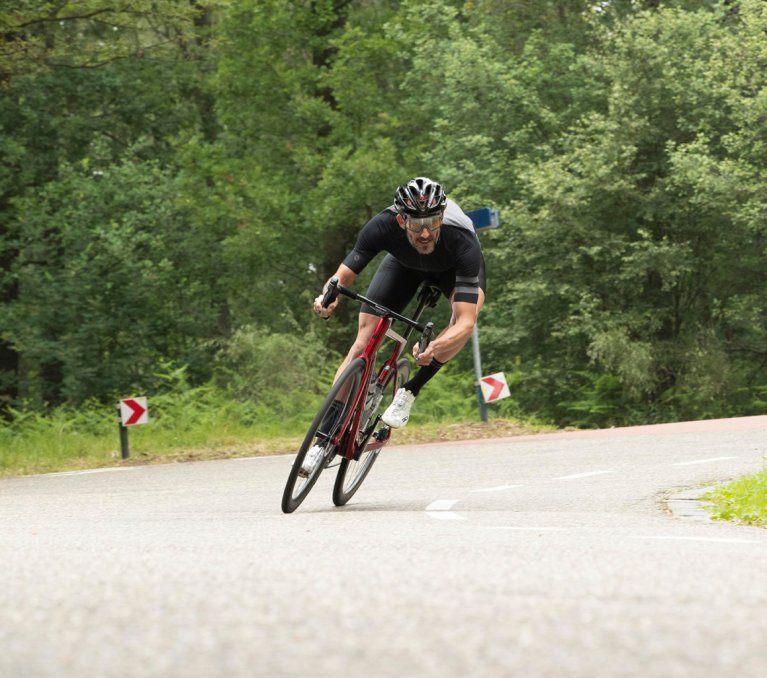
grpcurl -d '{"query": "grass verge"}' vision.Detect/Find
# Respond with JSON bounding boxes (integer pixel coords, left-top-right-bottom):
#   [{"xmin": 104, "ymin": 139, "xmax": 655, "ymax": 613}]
[
  {"xmin": 705, "ymin": 471, "xmax": 767, "ymax": 527},
  {"xmin": 0, "ymin": 365, "xmax": 554, "ymax": 477},
  {"xmin": 0, "ymin": 405, "xmax": 551, "ymax": 478}
]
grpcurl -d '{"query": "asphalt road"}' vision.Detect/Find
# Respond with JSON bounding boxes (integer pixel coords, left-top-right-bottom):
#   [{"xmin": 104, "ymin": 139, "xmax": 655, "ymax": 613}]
[{"xmin": 1, "ymin": 416, "xmax": 766, "ymax": 677}]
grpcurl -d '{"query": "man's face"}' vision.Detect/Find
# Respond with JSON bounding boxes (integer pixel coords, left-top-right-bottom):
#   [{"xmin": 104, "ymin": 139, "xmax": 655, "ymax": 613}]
[{"xmin": 399, "ymin": 214, "xmax": 443, "ymax": 255}]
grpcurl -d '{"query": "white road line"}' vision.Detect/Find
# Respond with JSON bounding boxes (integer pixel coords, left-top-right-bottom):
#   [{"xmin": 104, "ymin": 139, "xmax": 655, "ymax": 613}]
[
  {"xmin": 425, "ymin": 499, "xmax": 465, "ymax": 520},
  {"xmin": 471, "ymin": 484, "xmax": 524, "ymax": 493},
  {"xmin": 426, "ymin": 499, "xmax": 459, "ymax": 511},
  {"xmin": 671, "ymin": 456, "xmax": 737, "ymax": 466},
  {"xmin": 553, "ymin": 470, "xmax": 613, "ymax": 481},
  {"xmin": 631, "ymin": 536, "xmax": 761, "ymax": 545},
  {"xmin": 484, "ymin": 526, "xmax": 566, "ymax": 531},
  {"xmin": 46, "ymin": 467, "xmax": 137, "ymax": 477}
]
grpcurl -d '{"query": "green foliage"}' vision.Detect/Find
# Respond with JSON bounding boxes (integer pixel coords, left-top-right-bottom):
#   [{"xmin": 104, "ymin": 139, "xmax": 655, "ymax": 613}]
[
  {"xmin": 3, "ymin": 158, "xmax": 227, "ymax": 405},
  {"xmin": 2, "ymin": 0, "xmax": 767, "ymax": 437},
  {"xmin": 484, "ymin": 0, "xmax": 767, "ymax": 426},
  {"xmin": 0, "ymin": 360, "xmax": 522, "ymax": 476},
  {"xmin": 406, "ymin": 361, "xmax": 480, "ymax": 422},
  {"xmin": 0, "ymin": 383, "xmax": 310, "ymax": 477},
  {"xmin": 706, "ymin": 470, "xmax": 767, "ymax": 526},
  {"xmin": 0, "ymin": 1, "xmax": 205, "ymax": 79},
  {"xmin": 212, "ymin": 324, "xmax": 339, "ymax": 405},
  {"xmin": 0, "ymin": 402, "xmax": 116, "ymax": 475}
]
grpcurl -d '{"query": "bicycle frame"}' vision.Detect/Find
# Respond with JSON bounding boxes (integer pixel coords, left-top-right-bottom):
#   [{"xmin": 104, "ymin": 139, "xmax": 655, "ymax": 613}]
[
  {"xmin": 326, "ymin": 282, "xmax": 438, "ymax": 461},
  {"xmin": 332, "ymin": 316, "xmax": 400, "ymax": 460}
]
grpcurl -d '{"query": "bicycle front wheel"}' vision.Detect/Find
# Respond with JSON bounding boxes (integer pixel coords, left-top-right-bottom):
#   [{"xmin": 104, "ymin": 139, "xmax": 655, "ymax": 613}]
[
  {"xmin": 281, "ymin": 358, "xmax": 366, "ymax": 514},
  {"xmin": 332, "ymin": 358, "xmax": 410, "ymax": 507}
]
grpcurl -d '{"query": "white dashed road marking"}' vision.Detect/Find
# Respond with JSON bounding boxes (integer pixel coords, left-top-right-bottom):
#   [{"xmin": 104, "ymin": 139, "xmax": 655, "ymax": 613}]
[
  {"xmin": 424, "ymin": 454, "xmax": 749, "ymax": 528},
  {"xmin": 671, "ymin": 456, "xmax": 737, "ymax": 466},
  {"xmin": 425, "ymin": 499, "xmax": 466, "ymax": 520},
  {"xmin": 553, "ymin": 470, "xmax": 614, "ymax": 481},
  {"xmin": 471, "ymin": 484, "xmax": 524, "ymax": 493},
  {"xmin": 426, "ymin": 500, "xmax": 459, "ymax": 511}
]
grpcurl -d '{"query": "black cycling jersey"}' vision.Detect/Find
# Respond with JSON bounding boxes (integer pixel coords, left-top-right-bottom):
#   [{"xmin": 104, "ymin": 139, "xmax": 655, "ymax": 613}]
[{"xmin": 342, "ymin": 200, "xmax": 484, "ymax": 304}]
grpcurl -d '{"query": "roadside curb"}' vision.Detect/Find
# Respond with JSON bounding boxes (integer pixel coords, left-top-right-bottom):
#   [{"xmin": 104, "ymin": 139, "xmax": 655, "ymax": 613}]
[{"xmin": 666, "ymin": 487, "xmax": 716, "ymax": 522}]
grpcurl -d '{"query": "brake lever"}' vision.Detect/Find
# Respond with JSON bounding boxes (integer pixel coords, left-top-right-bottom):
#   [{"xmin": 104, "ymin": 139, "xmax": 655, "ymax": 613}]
[
  {"xmin": 418, "ymin": 321, "xmax": 434, "ymax": 356},
  {"xmin": 321, "ymin": 277, "xmax": 340, "ymax": 309}
]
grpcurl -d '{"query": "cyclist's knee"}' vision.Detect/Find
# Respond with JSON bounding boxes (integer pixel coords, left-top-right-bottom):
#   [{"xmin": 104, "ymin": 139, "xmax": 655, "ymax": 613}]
[
  {"xmin": 348, "ymin": 334, "xmax": 371, "ymax": 357},
  {"xmin": 347, "ymin": 314, "xmax": 377, "ymax": 357}
]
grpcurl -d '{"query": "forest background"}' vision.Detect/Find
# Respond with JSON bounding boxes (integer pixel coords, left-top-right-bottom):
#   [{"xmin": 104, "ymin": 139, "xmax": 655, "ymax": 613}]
[{"xmin": 2, "ymin": 0, "xmax": 767, "ymax": 470}]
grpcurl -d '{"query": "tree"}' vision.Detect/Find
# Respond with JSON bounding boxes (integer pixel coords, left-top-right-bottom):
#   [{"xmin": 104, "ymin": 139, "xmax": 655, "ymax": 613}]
[
  {"xmin": 0, "ymin": 1, "xmax": 213, "ymax": 408},
  {"xmin": 0, "ymin": 1, "xmax": 202, "ymax": 80},
  {"xmin": 485, "ymin": 2, "xmax": 767, "ymax": 424},
  {"xmin": 3, "ymin": 158, "xmax": 231, "ymax": 405}
]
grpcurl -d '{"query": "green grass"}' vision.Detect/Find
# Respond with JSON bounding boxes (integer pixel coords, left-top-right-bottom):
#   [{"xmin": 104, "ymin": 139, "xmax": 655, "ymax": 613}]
[
  {"xmin": 0, "ymin": 367, "xmax": 545, "ymax": 477},
  {"xmin": 0, "ymin": 385, "xmax": 316, "ymax": 476},
  {"xmin": 705, "ymin": 471, "xmax": 767, "ymax": 527}
]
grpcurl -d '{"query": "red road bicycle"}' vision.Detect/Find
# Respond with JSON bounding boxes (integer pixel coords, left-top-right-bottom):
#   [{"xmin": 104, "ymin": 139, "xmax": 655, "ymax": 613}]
[{"xmin": 281, "ymin": 278, "xmax": 439, "ymax": 513}]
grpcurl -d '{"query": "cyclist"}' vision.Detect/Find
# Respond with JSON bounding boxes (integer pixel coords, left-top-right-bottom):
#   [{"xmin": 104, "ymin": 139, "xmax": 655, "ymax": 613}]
[{"xmin": 301, "ymin": 177, "xmax": 485, "ymax": 475}]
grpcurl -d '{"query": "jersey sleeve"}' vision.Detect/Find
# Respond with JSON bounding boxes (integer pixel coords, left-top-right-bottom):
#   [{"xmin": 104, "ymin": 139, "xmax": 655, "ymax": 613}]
[
  {"xmin": 341, "ymin": 210, "xmax": 393, "ymax": 274},
  {"xmin": 452, "ymin": 235, "xmax": 483, "ymax": 304}
]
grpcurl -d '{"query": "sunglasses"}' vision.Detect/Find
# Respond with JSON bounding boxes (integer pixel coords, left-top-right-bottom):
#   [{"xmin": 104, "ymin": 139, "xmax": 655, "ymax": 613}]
[{"xmin": 404, "ymin": 215, "xmax": 442, "ymax": 233}]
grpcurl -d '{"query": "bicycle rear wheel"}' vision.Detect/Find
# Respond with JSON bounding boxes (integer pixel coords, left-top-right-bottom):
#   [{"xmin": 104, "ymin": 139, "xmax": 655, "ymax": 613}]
[
  {"xmin": 332, "ymin": 358, "xmax": 410, "ymax": 507},
  {"xmin": 281, "ymin": 358, "xmax": 366, "ymax": 514}
]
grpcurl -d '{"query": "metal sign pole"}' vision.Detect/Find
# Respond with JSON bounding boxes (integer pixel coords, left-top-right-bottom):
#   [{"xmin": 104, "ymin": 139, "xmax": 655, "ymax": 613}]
[
  {"xmin": 116, "ymin": 404, "xmax": 130, "ymax": 459},
  {"xmin": 466, "ymin": 206, "xmax": 502, "ymax": 423},
  {"xmin": 472, "ymin": 323, "xmax": 488, "ymax": 422}
]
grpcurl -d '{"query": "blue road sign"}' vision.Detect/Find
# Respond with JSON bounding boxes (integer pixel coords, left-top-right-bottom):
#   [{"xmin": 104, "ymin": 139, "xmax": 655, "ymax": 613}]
[{"xmin": 466, "ymin": 207, "xmax": 501, "ymax": 232}]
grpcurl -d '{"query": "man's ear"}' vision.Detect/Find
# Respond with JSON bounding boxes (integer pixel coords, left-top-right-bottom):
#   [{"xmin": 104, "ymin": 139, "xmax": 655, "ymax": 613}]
[{"xmin": 396, "ymin": 213, "xmax": 406, "ymax": 229}]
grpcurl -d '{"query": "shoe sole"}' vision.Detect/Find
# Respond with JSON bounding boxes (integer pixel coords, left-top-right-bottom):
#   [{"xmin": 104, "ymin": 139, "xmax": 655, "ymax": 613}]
[{"xmin": 381, "ymin": 417, "xmax": 407, "ymax": 429}]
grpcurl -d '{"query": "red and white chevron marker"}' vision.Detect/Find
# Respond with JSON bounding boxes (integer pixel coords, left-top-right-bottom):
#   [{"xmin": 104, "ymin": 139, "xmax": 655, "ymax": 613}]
[
  {"xmin": 119, "ymin": 397, "xmax": 149, "ymax": 426},
  {"xmin": 479, "ymin": 373, "xmax": 511, "ymax": 404}
]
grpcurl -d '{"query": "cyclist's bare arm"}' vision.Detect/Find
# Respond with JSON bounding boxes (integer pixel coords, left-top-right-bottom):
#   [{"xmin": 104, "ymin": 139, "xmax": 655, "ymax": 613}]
[
  {"xmin": 414, "ymin": 293, "xmax": 484, "ymax": 365},
  {"xmin": 313, "ymin": 264, "xmax": 358, "ymax": 318}
]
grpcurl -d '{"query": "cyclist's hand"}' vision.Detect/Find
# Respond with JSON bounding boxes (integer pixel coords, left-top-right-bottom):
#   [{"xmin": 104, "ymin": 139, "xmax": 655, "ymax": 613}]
[
  {"xmin": 413, "ymin": 343, "xmax": 434, "ymax": 366},
  {"xmin": 313, "ymin": 294, "xmax": 337, "ymax": 319}
]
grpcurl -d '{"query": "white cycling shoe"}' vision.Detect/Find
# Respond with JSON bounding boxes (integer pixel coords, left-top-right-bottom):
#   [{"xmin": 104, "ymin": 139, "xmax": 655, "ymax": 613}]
[
  {"xmin": 381, "ymin": 388, "xmax": 416, "ymax": 428},
  {"xmin": 299, "ymin": 444, "xmax": 325, "ymax": 477}
]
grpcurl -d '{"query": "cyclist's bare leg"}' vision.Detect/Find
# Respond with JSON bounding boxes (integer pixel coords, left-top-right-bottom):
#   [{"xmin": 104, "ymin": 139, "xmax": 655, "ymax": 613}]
[
  {"xmin": 333, "ymin": 311, "xmax": 378, "ymax": 383},
  {"xmin": 312, "ymin": 312, "xmax": 378, "ymax": 440},
  {"xmin": 314, "ymin": 312, "xmax": 378, "ymax": 433}
]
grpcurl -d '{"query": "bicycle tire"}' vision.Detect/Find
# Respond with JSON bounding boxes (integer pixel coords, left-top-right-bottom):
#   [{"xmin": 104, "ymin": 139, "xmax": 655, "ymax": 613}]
[
  {"xmin": 281, "ymin": 358, "xmax": 366, "ymax": 513},
  {"xmin": 332, "ymin": 358, "xmax": 410, "ymax": 506}
]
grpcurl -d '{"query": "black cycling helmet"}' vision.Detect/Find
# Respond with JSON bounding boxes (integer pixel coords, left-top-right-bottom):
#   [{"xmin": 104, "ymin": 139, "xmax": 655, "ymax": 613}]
[{"xmin": 394, "ymin": 177, "xmax": 447, "ymax": 217}]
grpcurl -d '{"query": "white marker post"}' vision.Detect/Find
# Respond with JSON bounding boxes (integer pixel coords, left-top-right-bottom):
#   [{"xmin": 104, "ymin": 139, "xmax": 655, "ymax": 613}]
[{"xmin": 117, "ymin": 397, "xmax": 149, "ymax": 459}]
